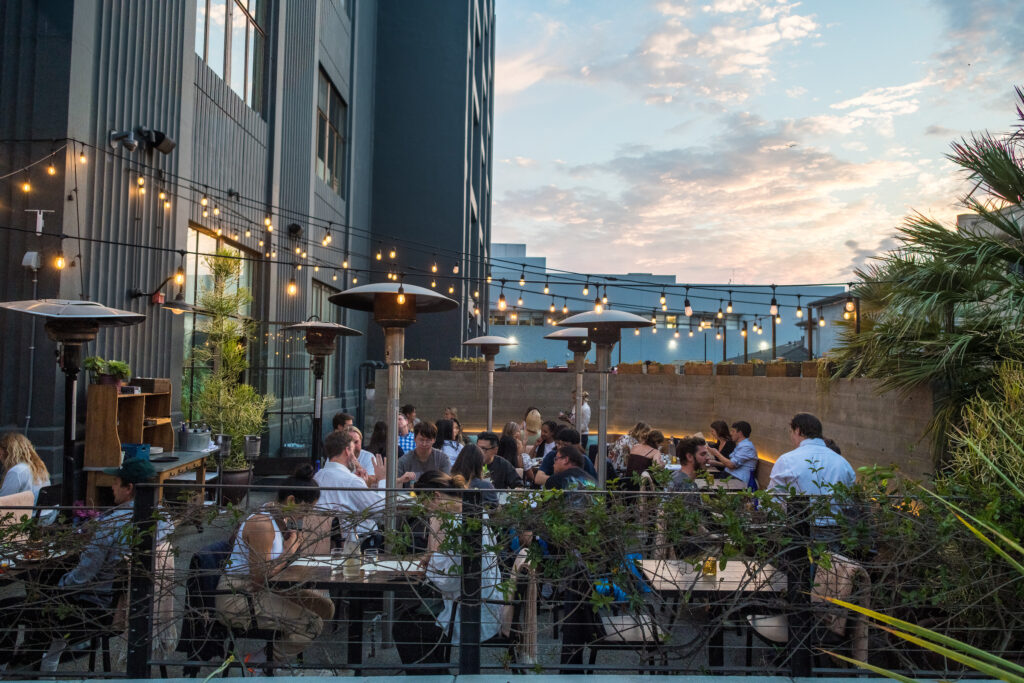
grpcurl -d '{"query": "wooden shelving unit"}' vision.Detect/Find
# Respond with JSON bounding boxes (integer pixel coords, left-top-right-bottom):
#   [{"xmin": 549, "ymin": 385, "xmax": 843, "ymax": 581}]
[{"xmin": 83, "ymin": 380, "xmax": 194, "ymax": 505}]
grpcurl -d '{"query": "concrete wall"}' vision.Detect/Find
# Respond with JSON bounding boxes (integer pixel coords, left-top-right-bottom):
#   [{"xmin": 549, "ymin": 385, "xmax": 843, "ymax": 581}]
[{"xmin": 373, "ymin": 370, "xmax": 936, "ymax": 480}]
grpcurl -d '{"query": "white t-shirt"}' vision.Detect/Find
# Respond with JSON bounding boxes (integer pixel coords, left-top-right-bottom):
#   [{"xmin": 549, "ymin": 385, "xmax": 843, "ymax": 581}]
[{"xmin": 314, "ymin": 460, "xmax": 385, "ymax": 541}]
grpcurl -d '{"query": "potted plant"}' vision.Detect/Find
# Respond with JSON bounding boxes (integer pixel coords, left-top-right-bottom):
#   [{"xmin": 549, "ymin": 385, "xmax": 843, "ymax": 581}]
[
  {"xmin": 83, "ymin": 356, "xmax": 133, "ymax": 387},
  {"xmin": 750, "ymin": 358, "xmax": 767, "ymax": 376},
  {"xmin": 189, "ymin": 248, "xmax": 275, "ymax": 505},
  {"xmin": 683, "ymin": 361, "xmax": 713, "ymax": 376},
  {"xmin": 734, "ymin": 362, "xmax": 754, "ymax": 376},
  {"xmin": 450, "ymin": 356, "xmax": 484, "ymax": 370},
  {"xmin": 715, "ymin": 360, "xmax": 735, "ymax": 376},
  {"xmin": 766, "ymin": 358, "xmax": 800, "ymax": 377},
  {"xmin": 567, "ymin": 358, "xmax": 597, "ymax": 372},
  {"xmin": 509, "ymin": 359, "xmax": 548, "ymax": 372},
  {"xmin": 404, "ymin": 358, "xmax": 429, "ymax": 371},
  {"xmin": 616, "ymin": 361, "xmax": 643, "ymax": 374}
]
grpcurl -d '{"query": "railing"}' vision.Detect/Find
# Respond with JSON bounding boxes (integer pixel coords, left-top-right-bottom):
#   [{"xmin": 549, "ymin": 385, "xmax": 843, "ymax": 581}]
[{"xmin": 0, "ymin": 476, "xmax": 1018, "ymax": 678}]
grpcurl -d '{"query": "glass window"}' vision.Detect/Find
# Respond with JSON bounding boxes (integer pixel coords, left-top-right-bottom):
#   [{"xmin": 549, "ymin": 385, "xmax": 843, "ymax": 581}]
[
  {"xmin": 229, "ymin": 7, "xmax": 247, "ymax": 98},
  {"xmin": 195, "ymin": 0, "xmax": 207, "ymax": 59},
  {"xmin": 316, "ymin": 69, "xmax": 347, "ymax": 198},
  {"xmin": 207, "ymin": 0, "xmax": 227, "ymax": 78},
  {"xmin": 310, "ymin": 280, "xmax": 342, "ymax": 397}
]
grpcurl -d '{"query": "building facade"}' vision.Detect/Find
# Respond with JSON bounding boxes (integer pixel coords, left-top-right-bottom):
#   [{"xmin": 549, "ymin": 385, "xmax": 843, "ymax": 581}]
[{"xmin": 0, "ymin": 0, "xmax": 492, "ymax": 475}]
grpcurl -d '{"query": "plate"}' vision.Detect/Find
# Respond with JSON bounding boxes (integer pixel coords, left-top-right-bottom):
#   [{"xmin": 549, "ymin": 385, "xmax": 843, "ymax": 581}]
[{"xmin": 14, "ymin": 549, "xmax": 67, "ymax": 563}]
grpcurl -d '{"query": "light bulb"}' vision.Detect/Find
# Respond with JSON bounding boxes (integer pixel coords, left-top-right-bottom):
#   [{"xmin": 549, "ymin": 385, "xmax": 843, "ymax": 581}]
[
  {"xmin": 213, "ymin": 206, "xmax": 220, "ymax": 216},
  {"xmin": 452, "ymin": 264, "xmax": 459, "ymax": 274},
  {"xmin": 21, "ymin": 180, "xmax": 31, "ymax": 193},
  {"xmin": 543, "ymin": 282, "xmax": 549, "ymax": 294},
  {"xmin": 562, "ymin": 303, "xmax": 569, "ymax": 314},
  {"xmin": 245, "ymin": 228, "xmax": 251, "ymax": 237},
  {"xmin": 486, "ymin": 274, "xmax": 492, "ymax": 283},
  {"xmin": 431, "ymin": 263, "xmax": 438, "ymax": 273},
  {"xmin": 517, "ymin": 296, "xmax": 523, "ymax": 306},
  {"xmin": 688, "ymin": 330, "xmax": 694, "ymax": 337},
  {"xmin": 174, "ymin": 268, "xmax": 185, "ymax": 286},
  {"xmin": 137, "ymin": 176, "xmax": 145, "ymax": 187},
  {"xmin": 342, "ymin": 259, "xmax": 348, "ymax": 268},
  {"xmin": 164, "ymin": 200, "xmax": 171, "ymax": 209},
  {"xmin": 684, "ymin": 299, "xmax": 692, "ymax": 317},
  {"xmin": 634, "ymin": 328, "xmax": 640, "ymax": 336},
  {"xmin": 448, "ymin": 285, "xmax": 455, "ymax": 294},
  {"xmin": 54, "ymin": 252, "xmax": 66, "ymax": 270},
  {"xmin": 549, "ymin": 302, "xmax": 556, "ymax": 313},
  {"xmin": 215, "ymin": 227, "xmax": 222, "ymax": 236},
  {"xmin": 376, "ymin": 250, "xmax": 382, "ymax": 261},
  {"xmin": 295, "ymin": 246, "xmax": 301, "ymax": 254},
  {"xmin": 519, "ymin": 273, "xmax": 525, "ymax": 286},
  {"xmin": 651, "ymin": 326, "xmax": 657, "ymax": 334},
  {"xmin": 843, "ymin": 310, "xmax": 851, "ymax": 320},
  {"xmin": 473, "ymin": 290, "xmax": 479, "ymax": 299},
  {"xmin": 650, "ymin": 315, "xmax": 657, "ymax": 325},
  {"xmin": 775, "ymin": 315, "xmax": 781, "ymax": 324},
  {"xmin": 498, "ymin": 293, "xmax": 506, "ymax": 310},
  {"xmin": 819, "ymin": 316, "xmax": 826, "ymax": 327},
  {"xmin": 594, "ymin": 297, "xmax": 603, "ymax": 313},
  {"xmin": 200, "ymin": 195, "xmax": 208, "ymax": 207},
  {"xmin": 741, "ymin": 329, "xmax": 747, "ymax": 337},
  {"xmin": 79, "ymin": 151, "xmax": 86, "ymax": 164},
  {"xmin": 159, "ymin": 190, "xmax": 166, "ymax": 200},
  {"xmin": 661, "ymin": 303, "xmax": 667, "ymax": 311},
  {"xmin": 845, "ymin": 297, "xmax": 855, "ymax": 312},
  {"xmin": 352, "ymin": 276, "xmax": 358, "ymax": 283},
  {"xmin": 770, "ymin": 299, "xmax": 778, "ymax": 316},
  {"xmin": 324, "ymin": 232, "xmax": 332, "ymax": 244},
  {"xmin": 660, "ymin": 293, "xmax": 666, "ymax": 305},
  {"xmin": 202, "ymin": 208, "xmax": 209, "ymax": 218},
  {"xmin": 431, "ymin": 279, "xmax": 437, "ymax": 288},
  {"xmin": 717, "ymin": 307, "xmax": 723, "ymax": 319},
  {"xmin": 796, "ymin": 308, "xmax": 803, "ymax": 319},
  {"xmin": 510, "ymin": 311, "xmax": 517, "ymax": 321},
  {"xmin": 332, "ymin": 272, "xmax": 337, "ymax": 281},
  {"xmin": 727, "ymin": 301, "xmax": 733, "ymax": 313},
  {"xmin": 582, "ymin": 284, "xmax": 589, "ymax": 296},
  {"xmin": 313, "ymin": 266, "xmax": 319, "ymax": 272},
  {"xmin": 674, "ymin": 330, "xmax": 680, "ymax": 338},
  {"xmin": 389, "ymin": 248, "xmax": 396, "ymax": 259},
  {"xmin": 397, "ymin": 286, "xmax": 406, "ymax": 305},
  {"xmin": 265, "ymin": 215, "xmax": 272, "ymax": 227},
  {"xmin": 287, "ymin": 278, "xmax": 297, "ymax": 296},
  {"xmin": 715, "ymin": 331, "xmax": 721, "ymax": 340},
  {"xmin": 602, "ymin": 294, "xmax": 609, "ymax": 305},
  {"xmin": 296, "ymin": 263, "xmax": 301, "ymax": 270},
  {"xmin": 47, "ymin": 162, "xmax": 56, "ymax": 176}
]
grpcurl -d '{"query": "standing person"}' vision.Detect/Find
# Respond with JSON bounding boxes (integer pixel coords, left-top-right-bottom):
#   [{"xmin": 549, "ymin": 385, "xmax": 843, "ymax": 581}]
[
  {"xmin": 367, "ymin": 420, "xmax": 388, "ymax": 457},
  {"xmin": 397, "ymin": 422, "xmax": 450, "ymax": 485},
  {"xmin": 558, "ymin": 390, "xmax": 591, "ymax": 451},
  {"xmin": 0, "ymin": 432, "xmax": 52, "ymax": 504},
  {"xmin": 669, "ymin": 437, "xmax": 710, "ymax": 492},
  {"xmin": 332, "ymin": 412, "xmax": 354, "ymax": 432},
  {"xmin": 315, "ymin": 431, "xmax": 395, "ymax": 546},
  {"xmin": 769, "ymin": 413, "xmax": 856, "ymax": 524},
  {"xmin": 442, "ymin": 407, "xmax": 458, "ymax": 421},
  {"xmin": 435, "ymin": 419, "xmax": 463, "ymax": 469},
  {"xmin": 475, "ymin": 432, "xmax": 524, "ymax": 490},
  {"xmin": 450, "ymin": 445, "xmax": 497, "ymax": 506},
  {"xmin": 216, "ymin": 465, "xmax": 334, "ymax": 669},
  {"xmin": 397, "ymin": 413, "xmax": 416, "ymax": 455},
  {"xmin": 401, "ymin": 404, "xmax": 420, "ymax": 427},
  {"xmin": 707, "ymin": 421, "xmax": 758, "ymax": 488}
]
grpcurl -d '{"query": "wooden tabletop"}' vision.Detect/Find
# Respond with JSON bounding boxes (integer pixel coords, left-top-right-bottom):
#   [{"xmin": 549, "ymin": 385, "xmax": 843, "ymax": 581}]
[
  {"xmin": 271, "ymin": 555, "xmax": 426, "ymax": 591},
  {"xmin": 639, "ymin": 558, "xmax": 785, "ymax": 595}
]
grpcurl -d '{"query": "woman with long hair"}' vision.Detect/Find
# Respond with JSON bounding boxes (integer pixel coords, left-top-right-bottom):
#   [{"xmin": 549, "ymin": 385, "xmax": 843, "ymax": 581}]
[
  {"xmin": 397, "ymin": 470, "xmax": 502, "ymax": 670},
  {"xmin": 624, "ymin": 429, "xmax": 666, "ymax": 481},
  {"xmin": 501, "ymin": 421, "xmax": 525, "ymax": 462},
  {"xmin": 367, "ymin": 420, "xmax": 388, "ymax": 457},
  {"xmin": 450, "ymin": 444, "xmax": 497, "ymax": 506},
  {"xmin": 709, "ymin": 420, "xmax": 735, "ymax": 457},
  {"xmin": 434, "ymin": 419, "xmax": 463, "ymax": 469},
  {"xmin": 496, "ymin": 434, "xmax": 522, "ymax": 470},
  {"xmin": 216, "ymin": 464, "xmax": 334, "ymax": 666},
  {"xmin": 451, "ymin": 417, "xmax": 469, "ymax": 446},
  {"xmin": 0, "ymin": 432, "xmax": 51, "ymax": 501},
  {"xmin": 609, "ymin": 422, "xmax": 651, "ymax": 475}
]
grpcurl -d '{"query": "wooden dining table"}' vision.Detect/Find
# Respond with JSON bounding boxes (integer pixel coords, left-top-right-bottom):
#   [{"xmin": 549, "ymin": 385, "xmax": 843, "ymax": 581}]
[
  {"xmin": 639, "ymin": 558, "xmax": 786, "ymax": 668},
  {"xmin": 270, "ymin": 555, "xmax": 427, "ymax": 670}
]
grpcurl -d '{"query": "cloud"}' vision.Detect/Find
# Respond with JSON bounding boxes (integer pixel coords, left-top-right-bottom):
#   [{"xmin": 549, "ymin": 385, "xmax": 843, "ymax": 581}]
[
  {"xmin": 501, "ymin": 156, "xmax": 539, "ymax": 168},
  {"xmin": 786, "ymin": 86, "xmax": 807, "ymax": 98},
  {"xmin": 493, "ymin": 113, "xmax": 948, "ymax": 283},
  {"xmin": 827, "ymin": 79, "xmax": 933, "ymax": 136},
  {"xmin": 925, "ymin": 124, "xmax": 956, "ymax": 137}
]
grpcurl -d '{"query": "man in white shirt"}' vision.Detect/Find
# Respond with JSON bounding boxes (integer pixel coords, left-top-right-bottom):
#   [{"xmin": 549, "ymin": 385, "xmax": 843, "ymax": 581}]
[
  {"xmin": 559, "ymin": 390, "xmax": 591, "ymax": 450},
  {"xmin": 315, "ymin": 431, "xmax": 397, "ymax": 544},
  {"xmin": 768, "ymin": 413, "xmax": 856, "ymax": 525}
]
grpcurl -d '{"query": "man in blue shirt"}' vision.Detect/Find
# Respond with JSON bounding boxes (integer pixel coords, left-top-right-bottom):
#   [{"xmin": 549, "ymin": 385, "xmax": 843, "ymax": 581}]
[
  {"xmin": 708, "ymin": 420, "xmax": 758, "ymax": 487},
  {"xmin": 396, "ymin": 412, "xmax": 416, "ymax": 455}
]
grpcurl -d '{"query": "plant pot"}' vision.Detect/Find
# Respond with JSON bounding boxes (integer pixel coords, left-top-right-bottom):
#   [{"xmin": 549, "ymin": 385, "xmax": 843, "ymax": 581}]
[
  {"xmin": 216, "ymin": 467, "xmax": 253, "ymax": 506},
  {"xmin": 716, "ymin": 364, "xmax": 736, "ymax": 376},
  {"xmin": 752, "ymin": 364, "xmax": 767, "ymax": 376},
  {"xmin": 405, "ymin": 360, "xmax": 429, "ymax": 371},
  {"xmin": 657, "ymin": 364, "xmax": 678, "ymax": 375},
  {"xmin": 766, "ymin": 363, "xmax": 799, "ymax": 377},
  {"xmin": 451, "ymin": 360, "xmax": 482, "ymax": 371},
  {"xmin": 801, "ymin": 361, "xmax": 819, "ymax": 377},
  {"xmin": 734, "ymin": 363, "xmax": 753, "ymax": 376},
  {"xmin": 510, "ymin": 361, "xmax": 547, "ymax": 372},
  {"xmin": 684, "ymin": 363, "xmax": 713, "ymax": 376},
  {"xmin": 617, "ymin": 364, "xmax": 643, "ymax": 374},
  {"xmin": 97, "ymin": 374, "xmax": 123, "ymax": 388}
]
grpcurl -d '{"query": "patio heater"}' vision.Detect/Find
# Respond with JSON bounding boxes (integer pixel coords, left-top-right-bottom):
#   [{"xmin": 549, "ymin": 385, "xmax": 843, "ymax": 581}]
[
  {"xmin": 283, "ymin": 318, "xmax": 362, "ymax": 468},
  {"xmin": 328, "ymin": 283, "xmax": 456, "ymax": 499},
  {"xmin": 557, "ymin": 309, "xmax": 653, "ymax": 487},
  {"xmin": 0, "ymin": 299, "xmax": 145, "ymax": 508},
  {"xmin": 462, "ymin": 335, "xmax": 516, "ymax": 431},
  {"xmin": 543, "ymin": 327, "xmax": 592, "ymax": 440}
]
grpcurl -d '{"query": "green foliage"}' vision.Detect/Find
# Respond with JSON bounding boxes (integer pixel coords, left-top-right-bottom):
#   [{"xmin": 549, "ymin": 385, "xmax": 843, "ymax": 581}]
[
  {"xmin": 189, "ymin": 248, "xmax": 274, "ymax": 468},
  {"xmin": 828, "ymin": 90, "xmax": 1024, "ymax": 461},
  {"xmin": 83, "ymin": 356, "xmax": 132, "ymax": 382}
]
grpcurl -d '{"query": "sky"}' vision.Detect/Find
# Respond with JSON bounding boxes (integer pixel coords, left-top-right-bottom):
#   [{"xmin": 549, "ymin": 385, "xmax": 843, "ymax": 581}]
[{"xmin": 491, "ymin": 0, "xmax": 1024, "ymax": 286}]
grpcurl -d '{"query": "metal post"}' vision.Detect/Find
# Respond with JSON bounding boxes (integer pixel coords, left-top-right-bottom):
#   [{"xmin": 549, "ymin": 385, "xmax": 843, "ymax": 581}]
[
  {"xmin": 772, "ymin": 316, "xmax": 777, "ymax": 359},
  {"xmin": 459, "ymin": 488, "xmax": 482, "ymax": 674},
  {"xmin": 383, "ymin": 326, "xmax": 403, "ymax": 648},
  {"xmin": 60, "ymin": 343, "xmax": 82, "ymax": 509},
  {"xmin": 573, "ymin": 350, "xmax": 585, "ymax": 433},
  {"xmin": 807, "ymin": 307, "xmax": 814, "ymax": 359},
  {"xmin": 743, "ymin": 322, "xmax": 748, "ymax": 362},
  {"xmin": 786, "ymin": 495, "xmax": 813, "ymax": 677},
  {"xmin": 721, "ymin": 325, "xmax": 727, "ymax": 361},
  {"xmin": 126, "ymin": 481, "xmax": 158, "ymax": 678},
  {"xmin": 485, "ymin": 354, "xmax": 495, "ymax": 431},
  {"xmin": 854, "ymin": 297, "xmax": 861, "ymax": 334},
  {"xmin": 311, "ymin": 355, "xmax": 325, "ymax": 468},
  {"xmin": 595, "ymin": 343, "xmax": 611, "ymax": 488}
]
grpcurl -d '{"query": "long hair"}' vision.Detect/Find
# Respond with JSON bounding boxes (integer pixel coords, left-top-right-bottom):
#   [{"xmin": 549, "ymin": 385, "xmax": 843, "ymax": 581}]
[
  {"xmin": 277, "ymin": 463, "xmax": 320, "ymax": 504},
  {"xmin": 434, "ymin": 419, "xmax": 455, "ymax": 448},
  {"xmin": 496, "ymin": 435, "xmax": 519, "ymax": 467},
  {"xmin": 367, "ymin": 421, "xmax": 387, "ymax": 456},
  {"xmin": 0, "ymin": 432, "xmax": 48, "ymax": 485},
  {"xmin": 451, "ymin": 444, "xmax": 485, "ymax": 482},
  {"xmin": 501, "ymin": 421, "xmax": 520, "ymax": 440},
  {"xmin": 628, "ymin": 422, "xmax": 652, "ymax": 442},
  {"xmin": 414, "ymin": 470, "xmax": 468, "ymax": 494}
]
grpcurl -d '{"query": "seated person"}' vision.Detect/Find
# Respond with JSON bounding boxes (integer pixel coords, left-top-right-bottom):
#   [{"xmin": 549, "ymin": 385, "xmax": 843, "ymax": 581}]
[
  {"xmin": 707, "ymin": 420, "xmax": 758, "ymax": 487},
  {"xmin": 450, "ymin": 445, "xmax": 497, "ymax": 507},
  {"xmin": 35, "ymin": 459, "xmax": 168, "ymax": 671},
  {"xmin": 396, "ymin": 471, "xmax": 502, "ymax": 672},
  {"xmin": 476, "ymin": 431, "xmax": 523, "ymax": 491},
  {"xmin": 533, "ymin": 428, "xmax": 596, "ymax": 487},
  {"xmin": 397, "ymin": 422, "xmax": 450, "ymax": 486},
  {"xmin": 216, "ymin": 465, "xmax": 334, "ymax": 666},
  {"xmin": 0, "ymin": 432, "xmax": 55, "ymax": 524},
  {"xmin": 669, "ymin": 436, "xmax": 710, "ymax": 492},
  {"xmin": 624, "ymin": 429, "xmax": 666, "ymax": 482}
]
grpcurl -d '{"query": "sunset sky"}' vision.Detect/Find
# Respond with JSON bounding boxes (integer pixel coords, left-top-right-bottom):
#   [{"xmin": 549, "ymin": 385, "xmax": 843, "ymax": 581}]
[{"xmin": 492, "ymin": 0, "xmax": 1022, "ymax": 286}]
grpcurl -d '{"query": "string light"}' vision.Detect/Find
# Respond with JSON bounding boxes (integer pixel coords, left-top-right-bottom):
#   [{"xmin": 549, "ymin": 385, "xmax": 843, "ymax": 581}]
[
  {"xmin": 602, "ymin": 287, "xmax": 609, "ymax": 305},
  {"xmin": 741, "ymin": 326, "xmax": 747, "ymax": 337},
  {"xmin": 582, "ymin": 279, "xmax": 589, "ymax": 297},
  {"xmin": 510, "ymin": 310, "xmax": 518, "ymax": 322},
  {"xmin": 650, "ymin": 311, "xmax": 657, "ymax": 326},
  {"xmin": 430, "ymin": 279, "xmax": 437, "ymax": 288},
  {"xmin": 845, "ymin": 295, "xmax": 856, "ymax": 312},
  {"xmin": 139, "ymin": 185, "xmax": 146, "ymax": 196},
  {"xmin": 164, "ymin": 199, "xmax": 171, "ymax": 209},
  {"xmin": 562, "ymin": 300, "xmax": 569, "ymax": 315},
  {"xmin": 342, "ymin": 257, "xmax": 349, "ymax": 269},
  {"xmin": 47, "ymin": 158, "xmax": 56, "ymax": 175},
  {"xmin": 775, "ymin": 312, "xmax": 782, "ymax": 324},
  {"xmin": 54, "ymin": 251, "xmax": 66, "ymax": 270},
  {"xmin": 769, "ymin": 284, "xmax": 778, "ymax": 316},
  {"xmin": 543, "ymin": 278, "xmax": 549, "ymax": 295},
  {"xmin": 717, "ymin": 300, "xmax": 724, "ymax": 319},
  {"xmin": 517, "ymin": 294, "xmax": 523, "ymax": 307},
  {"xmin": 352, "ymin": 275, "xmax": 358, "ymax": 283},
  {"xmin": 21, "ymin": 177, "xmax": 31, "ymax": 193},
  {"xmin": 332, "ymin": 271, "xmax": 338, "ymax": 281},
  {"xmin": 389, "ymin": 247, "xmax": 396, "ymax": 259},
  {"xmin": 296, "ymin": 263, "xmax": 301, "ymax": 270},
  {"xmin": 213, "ymin": 205, "xmax": 220, "ymax": 216},
  {"xmin": 287, "ymin": 278, "xmax": 297, "ymax": 296},
  {"xmin": 498, "ymin": 281, "xmax": 507, "ymax": 310},
  {"xmin": 684, "ymin": 286, "xmax": 692, "ymax": 317},
  {"xmin": 200, "ymin": 194, "xmax": 209, "ymax": 207},
  {"xmin": 715, "ymin": 329, "xmax": 721, "ymax": 341},
  {"xmin": 549, "ymin": 300, "xmax": 556, "ymax": 313},
  {"xmin": 375, "ymin": 248, "xmax": 382, "ymax": 261},
  {"xmin": 431, "ymin": 261, "xmax": 438, "ymax": 273},
  {"xmin": 396, "ymin": 285, "xmax": 406, "ymax": 305},
  {"xmin": 796, "ymin": 295, "xmax": 803, "ymax": 318},
  {"xmin": 264, "ymin": 215, "xmax": 273, "ymax": 230},
  {"xmin": 843, "ymin": 310, "xmax": 851, "ymax": 320},
  {"xmin": 78, "ymin": 147, "xmax": 87, "ymax": 164},
  {"xmin": 324, "ymin": 225, "xmax": 333, "ymax": 244},
  {"xmin": 594, "ymin": 296, "xmax": 603, "ymax": 314},
  {"xmin": 473, "ymin": 290, "xmax": 479, "ymax": 299},
  {"xmin": 519, "ymin": 268, "xmax": 525, "ymax": 287},
  {"xmin": 448, "ymin": 284, "xmax": 455, "ymax": 294},
  {"xmin": 634, "ymin": 328, "xmax": 640, "ymax": 336},
  {"xmin": 245, "ymin": 227, "xmax": 251, "ymax": 237},
  {"xmin": 486, "ymin": 270, "xmax": 492, "ymax": 284},
  {"xmin": 726, "ymin": 291, "xmax": 733, "ymax": 314},
  {"xmin": 688, "ymin": 328, "xmax": 694, "ymax": 337},
  {"xmin": 452, "ymin": 263, "xmax": 459, "ymax": 274},
  {"xmin": 819, "ymin": 314, "xmax": 826, "ymax": 327},
  {"xmin": 174, "ymin": 266, "xmax": 185, "ymax": 286},
  {"xmin": 660, "ymin": 292, "xmax": 666, "ymax": 306},
  {"xmin": 137, "ymin": 176, "xmax": 145, "ymax": 187},
  {"xmin": 202, "ymin": 208, "xmax": 209, "ymax": 218},
  {"xmin": 673, "ymin": 329, "xmax": 680, "ymax": 338}
]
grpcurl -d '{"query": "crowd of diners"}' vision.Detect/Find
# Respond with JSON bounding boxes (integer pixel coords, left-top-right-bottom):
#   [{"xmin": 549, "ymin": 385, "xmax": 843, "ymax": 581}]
[{"xmin": 0, "ymin": 394, "xmax": 856, "ymax": 674}]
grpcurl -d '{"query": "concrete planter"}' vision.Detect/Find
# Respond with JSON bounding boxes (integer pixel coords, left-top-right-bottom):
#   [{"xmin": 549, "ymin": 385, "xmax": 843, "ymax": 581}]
[
  {"xmin": 451, "ymin": 360, "xmax": 483, "ymax": 371},
  {"xmin": 617, "ymin": 363, "xmax": 644, "ymax": 374},
  {"xmin": 405, "ymin": 360, "xmax": 429, "ymax": 371},
  {"xmin": 734, "ymin": 363, "xmax": 754, "ymax": 376},
  {"xmin": 656, "ymin": 364, "xmax": 678, "ymax": 375},
  {"xmin": 684, "ymin": 362, "xmax": 713, "ymax": 376},
  {"xmin": 510, "ymin": 361, "xmax": 547, "ymax": 372}
]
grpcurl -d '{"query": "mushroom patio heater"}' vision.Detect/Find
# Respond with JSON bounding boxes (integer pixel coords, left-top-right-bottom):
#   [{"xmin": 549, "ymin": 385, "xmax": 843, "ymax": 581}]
[
  {"xmin": 0, "ymin": 299, "xmax": 145, "ymax": 507},
  {"xmin": 557, "ymin": 309, "xmax": 653, "ymax": 487},
  {"xmin": 462, "ymin": 335, "xmax": 517, "ymax": 431},
  {"xmin": 544, "ymin": 327, "xmax": 592, "ymax": 441},
  {"xmin": 328, "ymin": 283, "xmax": 456, "ymax": 499},
  {"xmin": 282, "ymin": 318, "xmax": 362, "ymax": 468}
]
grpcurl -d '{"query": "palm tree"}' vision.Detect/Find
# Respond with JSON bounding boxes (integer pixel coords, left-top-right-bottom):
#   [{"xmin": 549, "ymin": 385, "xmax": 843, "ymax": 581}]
[{"xmin": 829, "ymin": 87, "xmax": 1024, "ymax": 462}]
